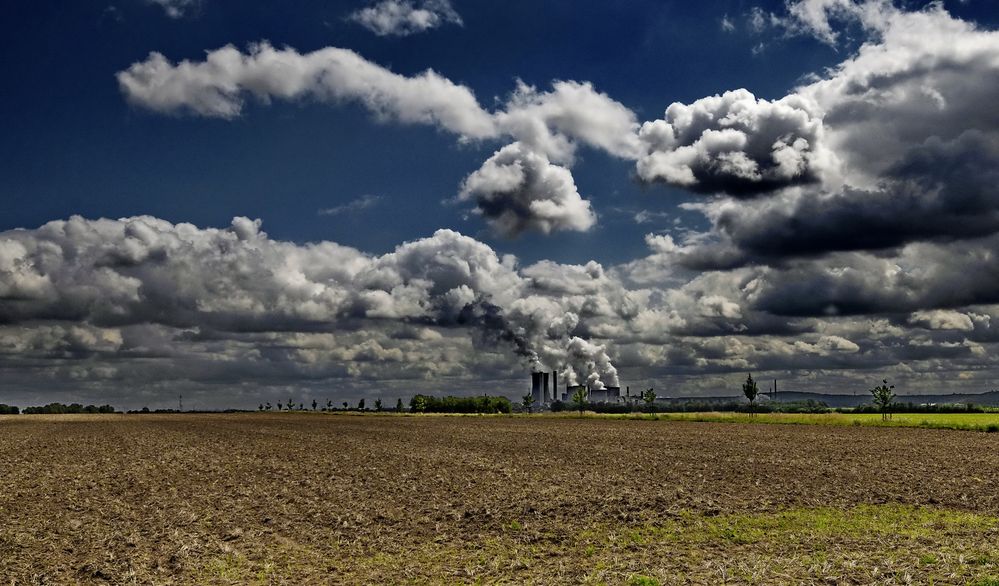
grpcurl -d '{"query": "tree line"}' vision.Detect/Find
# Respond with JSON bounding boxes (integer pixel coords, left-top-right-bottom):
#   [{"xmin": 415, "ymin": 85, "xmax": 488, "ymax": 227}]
[{"xmin": 16, "ymin": 403, "xmax": 117, "ymax": 414}]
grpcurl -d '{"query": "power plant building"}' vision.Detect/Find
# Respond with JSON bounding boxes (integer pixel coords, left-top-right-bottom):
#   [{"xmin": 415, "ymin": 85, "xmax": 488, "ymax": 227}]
[{"xmin": 532, "ymin": 373, "xmax": 627, "ymax": 407}]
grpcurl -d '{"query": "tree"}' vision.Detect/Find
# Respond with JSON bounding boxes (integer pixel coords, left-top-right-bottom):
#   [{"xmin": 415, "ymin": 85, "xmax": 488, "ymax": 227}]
[
  {"xmin": 410, "ymin": 395, "xmax": 428, "ymax": 413},
  {"xmin": 288, "ymin": 398, "xmax": 294, "ymax": 411},
  {"xmin": 277, "ymin": 402, "xmax": 283, "ymax": 411},
  {"xmin": 258, "ymin": 403, "xmax": 264, "ymax": 411},
  {"xmin": 374, "ymin": 398, "xmax": 382, "ymax": 411},
  {"xmin": 358, "ymin": 398, "xmax": 366, "ymax": 411},
  {"xmin": 571, "ymin": 387, "xmax": 587, "ymax": 416},
  {"xmin": 742, "ymin": 373, "xmax": 759, "ymax": 417},
  {"xmin": 312, "ymin": 399, "xmax": 318, "ymax": 411},
  {"xmin": 522, "ymin": 393, "xmax": 535, "ymax": 414},
  {"xmin": 342, "ymin": 401, "xmax": 348, "ymax": 410},
  {"xmin": 265, "ymin": 402, "xmax": 272, "ymax": 411},
  {"xmin": 326, "ymin": 399, "xmax": 332, "ymax": 411},
  {"xmin": 871, "ymin": 379, "xmax": 896, "ymax": 421},
  {"xmin": 642, "ymin": 388, "xmax": 656, "ymax": 412},
  {"xmin": 396, "ymin": 398, "xmax": 404, "ymax": 412}
]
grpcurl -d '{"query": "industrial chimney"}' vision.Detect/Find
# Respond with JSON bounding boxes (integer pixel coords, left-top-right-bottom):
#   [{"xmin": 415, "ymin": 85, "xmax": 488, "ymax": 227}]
[{"xmin": 542, "ymin": 372, "xmax": 550, "ymax": 403}]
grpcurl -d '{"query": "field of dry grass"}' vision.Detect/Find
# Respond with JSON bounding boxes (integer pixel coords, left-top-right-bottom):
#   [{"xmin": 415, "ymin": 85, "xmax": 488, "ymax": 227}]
[{"xmin": 3, "ymin": 413, "xmax": 999, "ymax": 584}]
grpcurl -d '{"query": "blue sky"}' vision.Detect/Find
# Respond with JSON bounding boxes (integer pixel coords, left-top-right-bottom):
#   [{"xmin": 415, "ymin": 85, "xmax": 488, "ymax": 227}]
[
  {"xmin": 1, "ymin": 0, "xmax": 890, "ymax": 264},
  {"xmin": 3, "ymin": 0, "xmax": 999, "ymax": 408}
]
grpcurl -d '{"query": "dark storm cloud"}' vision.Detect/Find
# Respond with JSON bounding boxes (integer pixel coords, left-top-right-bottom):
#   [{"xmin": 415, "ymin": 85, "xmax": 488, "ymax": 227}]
[
  {"xmin": 750, "ymin": 235, "xmax": 999, "ymax": 317},
  {"xmin": 686, "ymin": 131, "xmax": 999, "ymax": 266}
]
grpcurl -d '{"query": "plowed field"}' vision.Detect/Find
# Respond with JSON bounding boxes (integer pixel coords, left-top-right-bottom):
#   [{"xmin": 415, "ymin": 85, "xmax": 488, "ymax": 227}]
[{"xmin": 3, "ymin": 414, "xmax": 999, "ymax": 584}]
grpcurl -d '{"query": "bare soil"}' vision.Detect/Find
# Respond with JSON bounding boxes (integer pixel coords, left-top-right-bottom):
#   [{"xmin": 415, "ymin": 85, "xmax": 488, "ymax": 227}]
[{"xmin": 2, "ymin": 413, "xmax": 999, "ymax": 584}]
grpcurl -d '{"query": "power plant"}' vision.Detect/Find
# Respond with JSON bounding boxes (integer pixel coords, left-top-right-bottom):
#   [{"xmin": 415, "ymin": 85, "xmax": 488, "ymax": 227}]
[
  {"xmin": 530, "ymin": 370, "xmax": 557, "ymax": 404},
  {"xmin": 530, "ymin": 371, "xmax": 629, "ymax": 407}
]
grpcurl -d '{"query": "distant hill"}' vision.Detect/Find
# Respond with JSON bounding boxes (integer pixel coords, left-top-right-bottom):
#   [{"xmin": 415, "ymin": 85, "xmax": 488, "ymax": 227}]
[{"xmin": 662, "ymin": 390, "xmax": 999, "ymax": 408}]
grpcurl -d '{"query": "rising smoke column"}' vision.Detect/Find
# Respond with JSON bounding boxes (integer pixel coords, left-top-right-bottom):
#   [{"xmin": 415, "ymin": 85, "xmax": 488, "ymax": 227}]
[{"xmin": 560, "ymin": 336, "xmax": 620, "ymax": 390}]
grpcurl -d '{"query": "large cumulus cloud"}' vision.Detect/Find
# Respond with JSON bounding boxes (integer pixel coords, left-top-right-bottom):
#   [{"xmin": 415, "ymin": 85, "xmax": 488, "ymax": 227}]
[
  {"xmin": 636, "ymin": 89, "xmax": 835, "ymax": 196},
  {"xmin": 641, "ymin": 1, "xmax": 999, "ymax": 280},
  {"xmin": 458, "ymin": 142, "xmax": 596, "ymax": 237}
]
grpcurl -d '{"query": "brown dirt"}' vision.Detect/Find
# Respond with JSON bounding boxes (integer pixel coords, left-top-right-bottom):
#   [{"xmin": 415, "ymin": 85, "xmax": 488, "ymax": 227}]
[{"xmin": 2, "ymin": 413, "xmax": 999, "ymax": 584}]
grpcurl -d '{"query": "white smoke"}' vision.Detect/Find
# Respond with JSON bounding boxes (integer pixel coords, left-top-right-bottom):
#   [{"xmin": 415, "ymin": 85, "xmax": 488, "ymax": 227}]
[{"xmin": 559, "ymin": 336, "xmax": 620, "ymax": 390}]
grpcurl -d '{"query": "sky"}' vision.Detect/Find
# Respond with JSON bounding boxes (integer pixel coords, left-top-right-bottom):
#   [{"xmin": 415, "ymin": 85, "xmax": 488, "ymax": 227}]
[{"xmin": 2, "ymin": 0, "xmax": 999, "ymax": 409}]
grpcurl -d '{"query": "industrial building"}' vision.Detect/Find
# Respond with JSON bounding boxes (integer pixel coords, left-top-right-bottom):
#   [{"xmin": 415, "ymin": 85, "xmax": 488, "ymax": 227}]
[
  {"xmin": 530, "ymin": 372, "xmax": 632, "ymax": 407},
  {"xmin": 530, "ymin": 370, "xmax": 558, "ymax": 405}
]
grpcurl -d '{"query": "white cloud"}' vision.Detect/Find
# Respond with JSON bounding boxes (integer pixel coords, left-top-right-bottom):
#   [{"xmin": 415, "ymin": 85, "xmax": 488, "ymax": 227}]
[
  {"xmin": 636, "ymin": 89, "xmax": 836, "ymax": 196},
  {"xmin": 318, "ymin": 194, "xmax": 384, "ymax": 216},
  {"xmin": 117, "ymin": 42, "xmax": 496, "ymax": 138},
  {"xmin": 147, "ymin": 0, "xmax": 200, "ymax": 19},
  {"xmin": 117, "ymin": 46, "xmax": 642, "ymax": 237},
  {"xmin": 459, "ymin": 142, "xmax": 596, "ymax": 237},
  {"xmin": 349, "ymin": 0, "xmax": 462, "ymax": 37},
  {"xmin": 495, "ymin": 80, "xmax": 643, "ymax": 163},
  {"xmin": 909, "ymin": 310, "xmax": 975, "ymax": 332}
]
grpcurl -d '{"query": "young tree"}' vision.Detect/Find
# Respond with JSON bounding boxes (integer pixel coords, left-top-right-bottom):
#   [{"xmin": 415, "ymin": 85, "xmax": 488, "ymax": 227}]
[
  {"xmin": 312, "ymin": 399, "xmax": 318, "ymax": 411},
  {"xmin": 265, "ymin": 402, "xmax": 272, "ymax": 411},
  {"xmin": 396, "ymin": 398, "xmax": 404, "ymax": 412},
  {"xmin": 742, "ymin": 373, "xmax": 759, "ymax": 417},
  {"xmin": 374, "ymin": 398, "xmax": 383, "ymax": 411},
  {"xmin": 342, "ymin": 401, "xmax": 348, "ymax": 410},
  {"xmin": 288, "ymin": 398, "xmax": 295, "ymax": 411},
  {"xmin": 326, "ymin": 399, "xmax": 332, "ymax": 411},
  {"xmin": 871, "ymin": 379, "xmax": 896, "ymax": 421},
  {"xmin": 277, "ymin": 402, "xmax": 283, "ymax": 411},
  {"xmin": 571, "ymin": 387, "xmax": 587, "ymax": 416},
  {"xmin": 522, "ymin": 393, "xmax": 535, "ymax": 414},
  {"xmin": 642, "ymin": 388, "xmax": 656, "ymax": 412},
  {"xmin": 358, "ymin": 398, "xmax": 366, "ymax": 411},
  {"xmin": 258, "ymin": 403, "xmax": 264, "ymax": 411}
]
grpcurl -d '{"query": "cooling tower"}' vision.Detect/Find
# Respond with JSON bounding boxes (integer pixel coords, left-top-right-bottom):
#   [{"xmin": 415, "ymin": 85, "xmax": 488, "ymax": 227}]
[{"xmin": 531, "ymin": 372, "xmax": 543, "ymax": 404}]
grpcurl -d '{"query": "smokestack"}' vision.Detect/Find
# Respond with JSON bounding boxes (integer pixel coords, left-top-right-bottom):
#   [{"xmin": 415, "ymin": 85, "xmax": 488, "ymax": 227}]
[
  {"xmin": 552, "ymin": 370, "xmax": 558, "ymax": 402},
  {"xmin": 542, "ymin": 372, "xmax": 550, "ymax": 403}
]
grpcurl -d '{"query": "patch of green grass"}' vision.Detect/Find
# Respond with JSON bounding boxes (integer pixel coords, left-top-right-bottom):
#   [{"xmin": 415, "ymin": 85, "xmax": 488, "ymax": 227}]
[
  {"xmin": 627, "ymin": 575, "xmax": 661, "ymax": 586},
  {"xmin": 644, "ymin": 411, "xmax": 999, "ymax": 432},
  {"xmin": 202, "ymin": 553, "xmax": 249, "ymax": 580},
  {"xmin": 336, "ymin": 504, "xmax": 999, "ymax": 583}
]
